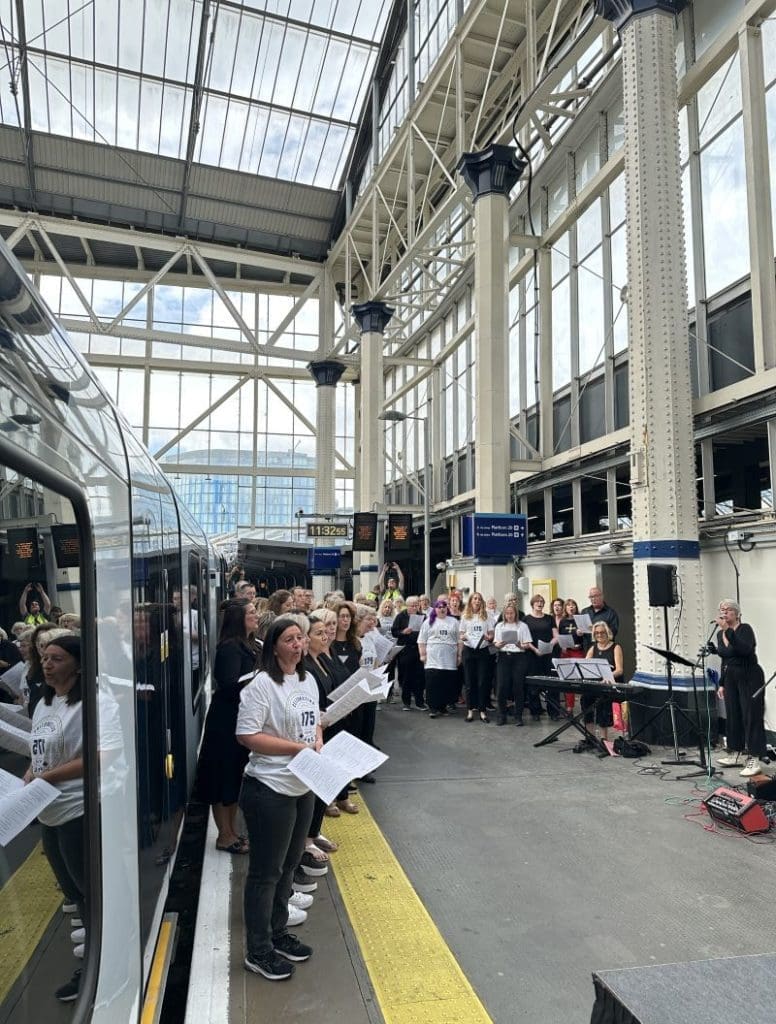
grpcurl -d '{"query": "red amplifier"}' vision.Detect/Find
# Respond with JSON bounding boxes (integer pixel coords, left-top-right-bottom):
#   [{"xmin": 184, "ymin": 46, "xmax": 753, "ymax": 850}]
[{"xmin": 702, "ymin": 787, "xmax": 770, "ymax": 834}]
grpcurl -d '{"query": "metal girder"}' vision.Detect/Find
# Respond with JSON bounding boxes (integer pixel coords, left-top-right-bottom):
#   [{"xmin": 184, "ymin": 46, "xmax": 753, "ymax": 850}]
[
  {"xmin": 12, "ymin": 0, "xmax": 36, "ymax": 208},
  {"xmin": 178, "ymin": 1, "xmax": 213, "ymax": 232},
  {"xmin": 0, "ymin": 210, "xmax": 321, "ymax": 280}
]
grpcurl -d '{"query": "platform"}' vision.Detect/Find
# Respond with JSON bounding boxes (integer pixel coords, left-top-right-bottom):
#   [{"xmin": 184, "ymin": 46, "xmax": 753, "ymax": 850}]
[{"xmin": 186, "ymin": 702, "xmax": 775, "ymax": 1024}]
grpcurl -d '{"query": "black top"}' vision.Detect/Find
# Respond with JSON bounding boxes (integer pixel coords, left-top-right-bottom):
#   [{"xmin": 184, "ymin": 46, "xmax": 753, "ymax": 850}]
[
  {"xmin": 391, "ymin": 609, "xmax": 422, "ymax": 647},
  {"xmin": 591, "ymin": 642, "xmax": 622, "ymax": 680},
  {"xmin": 330, "ymin": 639, "xmax": 360, "ymax": 676},
  {"xmin": 713, "ymin": 624, "xmax": 758, "ymax": 674},
  {"xmin": 557, "ymin": 616, "xmax": 584, "ymax": 649},
  {"xmin": 212, "ymin": 638, "xmax": 259, "ymax": 704},
  {"xmin": 304, "ymin": 653, "xmax": 338, "ymax": 709},
  {"xmin": 523, "ymin": 613, "xmax": 554, "ymax": 644},
  {"xmin": 581, "ymin": 603, "xmax": 620, "ymax": 639}
]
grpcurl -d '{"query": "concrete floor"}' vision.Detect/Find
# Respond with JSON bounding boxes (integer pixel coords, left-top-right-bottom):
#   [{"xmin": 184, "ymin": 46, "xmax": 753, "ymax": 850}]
[{"xmin": 232, "ymin": 702, "xmax": 774, "ymax": 1024}]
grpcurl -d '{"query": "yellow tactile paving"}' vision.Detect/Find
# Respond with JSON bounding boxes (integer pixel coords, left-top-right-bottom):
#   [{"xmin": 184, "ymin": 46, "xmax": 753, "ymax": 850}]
[
  {"xmin": 0, "ymin": 842, "xmax": 60, "ymax": 1002},
  {"xmin": 326, "ymin": 799, "xmax": 493, "ymax": 1024}
]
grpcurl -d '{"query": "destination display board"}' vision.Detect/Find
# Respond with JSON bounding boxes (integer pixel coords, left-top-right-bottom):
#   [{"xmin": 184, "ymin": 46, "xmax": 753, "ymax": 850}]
[{"xmin": 462, "ymin": 513, "xmax": 528, "ymax": 559}]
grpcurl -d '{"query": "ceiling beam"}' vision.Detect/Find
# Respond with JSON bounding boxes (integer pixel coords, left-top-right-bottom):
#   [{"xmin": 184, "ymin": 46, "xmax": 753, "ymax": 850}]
[
  {"xmin": 179, "ymin": 1, "xmax": 213, "ymax": 232},
  {"xmin": 12, "ymin": 0, "xmax": 36, "ymax": 208}
]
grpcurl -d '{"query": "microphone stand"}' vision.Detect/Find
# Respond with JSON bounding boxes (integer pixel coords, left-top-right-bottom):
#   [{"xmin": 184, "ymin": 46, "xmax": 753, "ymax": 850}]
[
  {"xmin": 752, "ymin": 667, "xmax": 776, "ymax": 702},
  {"xmin": 676, "ymin": 622, "xmax": 722, "ymax": 781}
]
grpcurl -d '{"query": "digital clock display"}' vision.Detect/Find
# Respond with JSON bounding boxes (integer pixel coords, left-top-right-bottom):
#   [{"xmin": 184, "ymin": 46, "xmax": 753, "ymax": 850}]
[{"xmin": 307, "ymin": 523, "xmax": 349, "ymax": 538}]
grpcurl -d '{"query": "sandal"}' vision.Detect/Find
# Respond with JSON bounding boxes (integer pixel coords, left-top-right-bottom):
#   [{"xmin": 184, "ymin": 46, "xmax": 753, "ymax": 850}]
[
  {"xmin": 336, "ymin": 799, "xmax": 359, "ymax": 814},
  {"xmin": 304, "ymin": 842, "xmax": 329, "ymax": 862},
  {"xmin": 324, "ymin": 803, "xmax": 341, "ymax": 818},
  {"xmin": 216, "ymin": 839, "xmax": 248, "ymax": 855},
  {"xmin": 313, "ymin": 834, "xmax": 338, "ymax": 853}
]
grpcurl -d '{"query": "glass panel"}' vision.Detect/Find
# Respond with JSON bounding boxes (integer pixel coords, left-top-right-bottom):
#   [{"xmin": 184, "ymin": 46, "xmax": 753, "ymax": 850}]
[
  {"xmin": 707, "ymin": 294, "xmax": 755, "ymax": 392},
  {"xmin": 701, "ymin": 118, "xmax": 749, "ymax": 296},
  {"xmin": 526, "ymin": 494, "xmax": 546, "ymax": 542},
  {"xmin": 580, "ymin": 377, "xmax": 606, "ymax": 444},
  {"xmin": 578, "ymin": 249, "xmax": 604, "ymax": 374},
  {"xmin": 581, "ymin": 474, "xmax": 609, "ymax": 534},
  {"xmin": 551, "ymin": 482, "xmax": 573, "ymax": 539},
  {"xmin": 553, "ymin": 394, "xmax": 572, "ymax": 453},
  {"xmin": 712, "ymin": 427, "xmax": 771, "ymax": 514},
  {"xmin": 552, "ymin": 278, "xmax": 571, "ymax": 390}
]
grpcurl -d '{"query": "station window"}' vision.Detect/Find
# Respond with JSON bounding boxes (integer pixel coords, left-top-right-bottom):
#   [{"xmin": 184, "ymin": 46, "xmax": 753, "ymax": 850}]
[
  {"xmin": 551, "ymin": 482, "xmax": 574, "ymax": 539},
  {"xmin": 707, "ymin": 294, "xmax": 754, "ymax": 392},
  {"xmin": 526, "ymin": 494, "xmax": 546, "ymax": 542},
  {"xmin": 581, "ymin": 474, "xmax": 609, "ymax": 534},
  {"xmin": 553, "ymin": 395, "xmax": 572, "ymax": 453},
  {"xmin": 615, "ymin": 463, "xmax": 632, "ymax": 529},
  {"xmin": 580, "ymin": 377, "xmax": 606, "ymax": 444},
  {"xmin": 712, "ymin": 426, "xmax": 772, "ymax": 514}
]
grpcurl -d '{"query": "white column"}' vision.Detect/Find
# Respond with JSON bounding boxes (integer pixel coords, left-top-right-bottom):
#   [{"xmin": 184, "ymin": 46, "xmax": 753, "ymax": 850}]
[
  {"xmin": 458, "ymin": 144, "xmax": 526, "ymax": 600},
  {"xmin": 602, "ymin": 1, "xmax": 704, "ymax": 688},
  {"xmin": 308, "ymin": 357, "xmax": 346, "ymax": 601},
  {"xmin": 352, "ymin": 301, "xmax": 393, "ymax": 595}
]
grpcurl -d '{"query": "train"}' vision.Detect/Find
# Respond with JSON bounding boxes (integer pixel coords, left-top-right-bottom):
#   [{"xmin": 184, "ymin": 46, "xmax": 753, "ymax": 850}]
[{"xmin": 0, "ymin": 236, "xmax": 222, "ymax": 1023}]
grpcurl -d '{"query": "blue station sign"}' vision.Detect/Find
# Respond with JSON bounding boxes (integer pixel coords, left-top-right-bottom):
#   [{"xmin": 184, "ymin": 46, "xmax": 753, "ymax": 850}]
[
  {"xmin": 307, "ymin": 547, "xmax": 342, "ymax": 574},
  {"xmin": 462, "ymin": 513, "xmax": 528, "ymax": 561}
]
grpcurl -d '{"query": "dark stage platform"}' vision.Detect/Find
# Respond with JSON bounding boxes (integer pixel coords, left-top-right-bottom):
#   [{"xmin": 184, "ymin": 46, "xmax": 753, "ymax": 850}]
[{"xmin": 591, "ymin": 953, "xmax": 776, "ymax": 1024}]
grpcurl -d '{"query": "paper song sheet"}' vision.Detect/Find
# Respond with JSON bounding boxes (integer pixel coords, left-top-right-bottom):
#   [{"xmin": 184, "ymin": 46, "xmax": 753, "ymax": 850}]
[
  {"xmin": 287, "ymin": 732, "xmax": 388, "ymax": 805},
  {"xmin": 499, "ymin": 628, "xmax": 520, "ymax": 646},
  {"xmin": 408, "ymin": 614, "xmax": 425, "ymax": 632},
  {"xmin": 0, "ymin": 768, "xmax": 59, "ymax": 846},
  {"xmin": 573, "ymin": 614, "xmax": 593, "ymax": 633},
  {"xmin": 370, "ymin": 631, "xmax": 394, "ymax": 663},
  {"xmin": 0, "ymin": 717, "xmax": 33, "ymax": 756},
  {"xmin": 0, "ymin": 703, "xmax": 31, "ymax": 731},
  {"xmin": 536, "ymin": 639, "xmax": 555, "ymax": 655},
  {"xmin": 326, "ymin": 666, "xmax": 374, "ymax": 704},
  {"xmin": 324, "ymin": 676, "xmax": 390, "ymax": 727},
  {"xmin": 556, "ymin": 634, "xmax": 576, "ymax": 650}
]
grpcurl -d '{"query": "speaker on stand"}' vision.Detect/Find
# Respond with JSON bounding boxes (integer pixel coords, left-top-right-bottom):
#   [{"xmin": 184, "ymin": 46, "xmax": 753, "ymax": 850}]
[{"xmin": 647, "ymin": 563, "xmax": 678, "ymax": 607}]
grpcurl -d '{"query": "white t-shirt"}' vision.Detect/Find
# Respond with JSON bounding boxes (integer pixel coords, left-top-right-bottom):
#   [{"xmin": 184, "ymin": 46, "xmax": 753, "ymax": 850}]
[
  {"xmin": 236, "ymin": 670, "xmax": 319, "ymax": 796},
  {"xmin": 30, "ymin": 689, "xmax": 125, "ymax": 826},
  {"xmin": 378, "ymin": 616, "xmax": 395, "ymax": 636},
  {"xmin": 360, "ymin": 632, "xmax": 378, "ymax": 670},
  {"xmin": 419, "ymin": 617, "xmax": 460, "ymax": 670},
  {"xmin": 460, "ymin": 617, "xmax": 491, "ymax": 650},
  {"xmin": 495, "ymin": 620, "xmax": 532, "ymax": 654}
]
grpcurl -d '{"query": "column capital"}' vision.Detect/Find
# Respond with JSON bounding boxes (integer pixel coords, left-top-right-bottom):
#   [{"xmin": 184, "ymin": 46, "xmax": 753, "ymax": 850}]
[
  {"xmin": 457, "ymin": 144, "xmax": 526, "ymax": 202},
  {"xmin": 307, "ymin": 359, "xmax": 346, "ymax": 387},
  {"xmin": 351, "ymin": 301, "xmax": 394, "ymax": 335},
  {"xmin": 593, "ymin": 0, "xmax": 687, "ymax": 31}
]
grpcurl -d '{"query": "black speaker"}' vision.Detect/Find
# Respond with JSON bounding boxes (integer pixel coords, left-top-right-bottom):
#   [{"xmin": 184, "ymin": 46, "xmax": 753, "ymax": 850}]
[{"xmin": 647, "ymin": 563, "xmax": 678, "ymax": 607}]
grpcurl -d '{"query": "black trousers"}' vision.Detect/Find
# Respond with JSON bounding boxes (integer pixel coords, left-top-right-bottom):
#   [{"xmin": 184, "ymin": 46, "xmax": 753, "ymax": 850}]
[
  {"xmin": 724, "ymin": 664, "xmax": 766, "ymax": 757},
  {"xmin": 398, "ymin": 646, "xmax": 425, "ymax": 706},
  {"xmin": 496, "ymin": 655, "xmax": 528, "ymax": 718},
  {"xmin": 40, "ymin": 816, "xmax": 85, "ymax": 918},
  {"xmin": 425, "ymin": 668, "xmax": 458, "ymax": 712},
  {"xmin": 240, "ymin": 776, "xmax": 314, "ymax": 957},
  {"xmin": 462, "ymin": 646, "xmax": 493, "ymax": 710}
]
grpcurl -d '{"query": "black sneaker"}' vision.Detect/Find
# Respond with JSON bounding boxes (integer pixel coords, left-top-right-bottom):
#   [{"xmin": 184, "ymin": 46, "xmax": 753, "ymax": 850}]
[
  {"xmin": 299, "ymin": 851, "xmax": 329, "ymax": 877},
  {"xmin": 245, "ymin": 950, "xmax": 294, "ymax": 980},
  {"xmin": 55, "ymin": 969, "xmax": 81, "ymax": 1002},
  {"xmin": 292, "ymin": 869, "xmax": 317, "ymax": 893},
  {"xmin": 415, "ymin": 703, "xmax": 428, "ymax": 710},
  {"xmin": 274, "ymin": 933, "xmax": 313, "ymax": 962}
]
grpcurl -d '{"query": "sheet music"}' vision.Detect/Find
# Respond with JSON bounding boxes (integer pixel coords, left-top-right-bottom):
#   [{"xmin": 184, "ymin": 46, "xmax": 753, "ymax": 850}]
[
  {"xmin": 384, "ymin": 644, "xmax": 403, "ymax": 665},
  {"xmin": 552, "ymin": 657, "xmax": 615, "ymax": 683},
  {"xmin": 0, "ymin": 718, "xmax": 33, "ymax": 756},
  {"xmin": 0, "ymin": 703, "xmax": 31, "ymax": 731},
  {"xmin": 0, "ymin": 771, "xmax": 59, "ymax": 846},
  {"xmin": 499, "ymin": 628, "xmax": 519, "ymax": 646},
  {"xmin": 326, "ymin": 666, "xmax": 374, "ymax": 703},
  {"xmin": 287, "ymin": 732, "xmax": 388, "ymax": 805},
  {"xmin": 573, "ymin": 614, "xmax": 593, "ymax": 633},
  {"xmin": 238, "ymin": 671, "xmax": 259, "ymax": 684},
  {"xmin": 536, "ymin": 639, "xmax": 555, "ymax": 655},
  {"xmin": 370, "ymin": 631, "xmax": 393, "ymax": 663},
  {"xmin": 584, "ymin": 658, "xmax": 615, "ymax": 683},
  {"xmin": 408, "ymin": 614, "xmax": 425, "ymax": 632},
  {"xmin": 324, "ymin": 678, "xmax": 385, "ymax": 727},
  {"xmin": 556, "ymin": 634, "xmax": 576, "ymax": 650}
]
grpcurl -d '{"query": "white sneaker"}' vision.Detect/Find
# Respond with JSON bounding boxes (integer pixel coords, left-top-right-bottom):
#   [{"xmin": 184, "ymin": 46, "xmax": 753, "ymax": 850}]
[
  {"xmin": 739, "ymin": 757, "xmax": 764, "ymax": 777},
  {"xmin": 73, "ymin": 944, "xmax": 85, "ymax": 959},
  {"xmin": 288, "ymin": 891, "xmax": 313, "ymax": 910},
  {"xmin": 286, "ymin": 904, "xmax": 307, "ymax": 927},
  {"xmin": 717, "ymin": 751, "xmax": 741, "ymax": 766},
  {"xmin": 70, "ymin": 927, "xmax": 86, "ymax": 944},
  {"xmin": 71, "ymin": 918, "xmax": 83, "ymax": 928},
  {"xmin": 62, "ymin": 902, "xmax": 78, "ymax": 914}
]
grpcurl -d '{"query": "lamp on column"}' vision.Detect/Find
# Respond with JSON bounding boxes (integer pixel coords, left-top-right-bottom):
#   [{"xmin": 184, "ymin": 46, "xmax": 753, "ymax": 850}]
[
  {"xmin": 377, "ymin": 409, "xmax": 431, "ymax": 599},
  {"xmin": 593, "ymin": 0, "xmax": 687, "ymax": 31}
]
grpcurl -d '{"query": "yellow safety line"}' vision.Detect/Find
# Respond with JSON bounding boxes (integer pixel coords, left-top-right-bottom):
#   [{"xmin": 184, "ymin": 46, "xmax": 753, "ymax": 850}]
[
  {"xmin": 0, "ymin": 842, "xmax": 60, "ymax": 1003},
  {"xmin": 326, "ymin": 799, "xmax": 493, "ymax": 1024},
  {"xmin": 141, "ymin": 918, "xmax": 175, "ymax": 1024}
]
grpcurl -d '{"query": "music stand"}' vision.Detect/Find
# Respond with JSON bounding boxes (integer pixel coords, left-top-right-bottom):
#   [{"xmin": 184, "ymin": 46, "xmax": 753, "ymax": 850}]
[{"xmin": 630, "ymin": 607, "xmax": 706, "ymax": 769}]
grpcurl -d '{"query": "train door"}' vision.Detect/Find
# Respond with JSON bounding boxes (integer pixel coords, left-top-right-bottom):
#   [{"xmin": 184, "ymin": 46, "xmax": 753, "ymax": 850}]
[{"xmin": 129, "ymin": 473, "xmax": 182, "ymax": 958}]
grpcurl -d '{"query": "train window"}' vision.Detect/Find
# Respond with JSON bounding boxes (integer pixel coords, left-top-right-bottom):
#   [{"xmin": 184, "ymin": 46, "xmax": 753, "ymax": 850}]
[
  {"xmin": 188, "ymin": 552, "xmax": 206, "ymax": 711},
  {"xmin": 0, "ymin": 464, "xmax": 100, "ymax": 1021}
]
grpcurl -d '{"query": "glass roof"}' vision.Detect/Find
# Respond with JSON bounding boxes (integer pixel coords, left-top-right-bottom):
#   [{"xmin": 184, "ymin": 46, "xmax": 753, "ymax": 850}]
[{"xmin": 0, "ymin": 0, "xmax": 391, "ymax": 190}]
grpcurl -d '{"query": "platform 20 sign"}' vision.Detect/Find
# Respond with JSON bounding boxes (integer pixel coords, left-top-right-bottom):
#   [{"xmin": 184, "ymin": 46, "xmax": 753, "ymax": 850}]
[{"xmin": 462, "ymin": 514, "xmax": 528, "ymax": 559}]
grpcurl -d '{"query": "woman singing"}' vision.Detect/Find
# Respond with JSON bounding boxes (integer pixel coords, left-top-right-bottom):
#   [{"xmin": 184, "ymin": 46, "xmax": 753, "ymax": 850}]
[{"xmin": 713, "ymin": 600, "xmax": 767, "ymax": 778}]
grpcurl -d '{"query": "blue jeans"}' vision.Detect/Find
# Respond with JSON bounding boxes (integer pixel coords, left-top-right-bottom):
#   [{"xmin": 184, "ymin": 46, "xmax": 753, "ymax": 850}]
[{"xmin": 239, "ymin": 776, "xmax": 314, "ymax": 957}]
